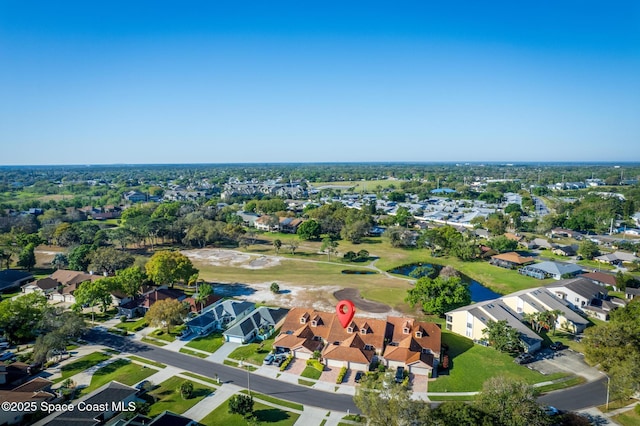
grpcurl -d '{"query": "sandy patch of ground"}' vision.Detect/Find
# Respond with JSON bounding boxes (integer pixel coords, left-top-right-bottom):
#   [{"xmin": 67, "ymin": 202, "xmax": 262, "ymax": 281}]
[{"xmin": 183, "ymin": 249, "xmax": 281, "ymax": 269}]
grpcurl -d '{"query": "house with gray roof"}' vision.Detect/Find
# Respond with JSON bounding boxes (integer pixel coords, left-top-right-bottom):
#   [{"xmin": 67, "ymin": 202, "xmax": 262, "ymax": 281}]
[
  {"xmin": 545, "ymin": 277, "xmax": 608, "ymax": 311},
  {"xmin": 185, "ymin": 299, "xmax": 255, "ymax": 337},
  {"xmin": 34, "ymin": 381, "xmax": 137, "ymax": 426},
  {"xmin": 0, "ymin": 270, "xmax": 33, "ymax": 292},
  {"xmin": 223, "ymin": 306, "xmax": 289, "ymax": 343},
  {"xmin": 518, "ymin": 261, "xmax": 583, "ymax": 280}
]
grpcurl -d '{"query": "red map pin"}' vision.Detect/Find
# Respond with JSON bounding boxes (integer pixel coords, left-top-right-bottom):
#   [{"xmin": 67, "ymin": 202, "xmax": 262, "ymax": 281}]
[{"xmin": 336, "ymin": 300, "xmax": 356, "ymax": 328}]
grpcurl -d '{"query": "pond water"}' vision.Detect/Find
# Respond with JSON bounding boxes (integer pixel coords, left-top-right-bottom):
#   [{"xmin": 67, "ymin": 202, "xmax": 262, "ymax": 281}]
[{"xmin": 389, "ymin": 263, "xmax": 501, "ymax": 303}]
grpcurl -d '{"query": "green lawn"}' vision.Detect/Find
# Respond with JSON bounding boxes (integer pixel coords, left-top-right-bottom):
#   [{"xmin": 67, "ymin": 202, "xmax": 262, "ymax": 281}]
[
  {"xmin": 79, "ymin": 359, "xmax": 157, "ymax": 396},
  {"xmin": 300, "ymin": 366, "xmax": 322, "ymax": 380},
  {"xmin": 128, "ymin": 355, "xmax": 166, "ymax": 369},
  {"xmin": 186, "ymin": 332, "xmax": 225, "ymax": 353},
  {"xmin": 239, "ymin": 390, "xmax": 304, "ymax": 411},
  {"xmin": 228, "ymin": 333, "xmax": 277, "ymax": 365},
  {"xmin": 429, "ymin": 331, "xmax": 566, "ymax": 392},
  {"xmin": 612, "ymin": 407, "xmax": 640, "ymax": 426},
  {"xmin": 115, "ymin": 317, "xmax": 148, "ymax": 332},
  {"xmin": 141, "ymin": 337, "xmax": 167, "ymax": 347},
  {"xmin": 145, "ymin": 376, "xmax": 214, "ymax": 417},
  {"xmin": 180, "ymin": 372, "xmax": 220, "ymax": 387},
  {"xmin": 179, "ymin": 348, "xmax": 208, "ymax": 358},
  {"xmin": 199, "ymin": 398, "xmax": 300, "ymax": 426},
  {"xmin": 60, "ymin": 352, "xmax": 112, "ymax": 379},
  {"xmin": 149, "ymin": 326, "xmax": 185, "ymax": 343}
]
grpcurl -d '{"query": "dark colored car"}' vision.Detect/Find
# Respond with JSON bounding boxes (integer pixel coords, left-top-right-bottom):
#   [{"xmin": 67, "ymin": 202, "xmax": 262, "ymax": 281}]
[
  {"xmin": 514, "ymin": 353, "xmax": 535, "ymax": 365},
  {"xmin": 550, "ymin": 341, "xmax": 564, "ymax": 351},
  {"xmin": 395, "ymin": 367, "xmax": 405, "ymax": 383},
  {"xmin": 274, "ymin": 355, "xmax": 286, "ymax": 367},
  {"xmin": 354, "ymin": 371, "xmax": 363, "ymax": 383}
]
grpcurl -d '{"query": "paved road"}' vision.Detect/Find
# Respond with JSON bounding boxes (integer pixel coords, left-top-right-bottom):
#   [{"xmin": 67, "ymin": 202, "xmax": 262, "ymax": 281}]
[
  {"xmin": 84, "ymin": 329, "xmax": 359, "ymax": 413},
  {"xmin": 538, "ymin": 377, "xmax": 608, "ymax": 411},
  {"xmin": 86, "ymin": 330, "xmax": 607, "ymax": 413}
]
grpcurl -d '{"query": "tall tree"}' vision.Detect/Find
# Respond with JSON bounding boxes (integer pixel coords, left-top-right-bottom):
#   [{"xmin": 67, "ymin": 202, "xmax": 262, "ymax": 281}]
[
  {"xmin": 145, "ymin": 250, "xmax": 198, "ymax": 288},
  {"xmin": 194, "ymin": 282, "xmax": 213, "ymax": 312},
  {"xmin": 296, "ymin": 219, "xmax": 321, "ymax": 240},
  {"xmin": 72, "ymin": 278, "xmax": 117, "ymax": 320},
  {"xmin": 321, "ymin": 237, "xmax": 339, "ymax": 260},
  {"xmin": 406, "ymin": 276, "xmax": 471, "ymax": 316},
  {"xmin": 115, "ymin": 265, "xmax": 147, "ymax": 298},
  {"xmin": 0, "ymin": 293, "xmax": 49, "ymax": 343},
  {"xmin": 273, "ymin": 239, "xmax": 282, "ymax": 254},
  {"xmin": 353, "ymin": 372, "xmax": 433, "ymax": 426},
  {"xmin": 17, "ymin": 242, "xmax": 36, "ymax": 271},
  {"xmin": 481, "ymin": 320, "xmax": 523, "ymax": 353},
  {"xmin": 89, "ymin": 246, "xmax": 135, "ymax": 275},
  {"xmin": 475, "ymin": 376, "xmax": 551, "ymax": 426},
  {"xmin": 145, "ymin": 298, "xmax": 188, "ymax": 333}
]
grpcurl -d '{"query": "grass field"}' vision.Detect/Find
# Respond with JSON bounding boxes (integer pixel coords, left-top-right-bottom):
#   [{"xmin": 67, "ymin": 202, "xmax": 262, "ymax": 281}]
[
  {"xmin": 145, "ymin": 376, "xmax": 214, "ymax": 417},
  {"xmin": 199, "ymin": 398, "xmax": 300, "ymax": 426},
  {"xmin": 128, "ymin": 355, "xmax": 166, "ymax": 368},
  {"xmin": 115, "ymin": 317, "xmax": 148, "ymax": 332},
  {"xmin": 79, "ymin": 359, "xmax": 157, "ymax": 396},
  {"xmin": 60, "ymin": 352, "xmax": 112, "ymax": 379},
  {"xmin": 186, "ymin": 332, "xmax": 225, "ymax": 353},
  {"xmin": 179, "ymin": 348, "xmax": 208, "ymax": 358},
  {"xmin": 428, "ymin": 331, "xmax": 566, "ymax": 392},
  {"xmin": 309, "ymin": 179, "xmax": 401, "ymax": 191},
  {"xmin": 228, "ymin": 333, "xmax": 277, "ymax": 365}
]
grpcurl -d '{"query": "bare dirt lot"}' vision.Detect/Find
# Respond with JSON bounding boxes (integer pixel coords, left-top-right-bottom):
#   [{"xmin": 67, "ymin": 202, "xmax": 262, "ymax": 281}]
[{"xmin": 183, "ymin": 248, "xmax": 404, "ymax": 318}]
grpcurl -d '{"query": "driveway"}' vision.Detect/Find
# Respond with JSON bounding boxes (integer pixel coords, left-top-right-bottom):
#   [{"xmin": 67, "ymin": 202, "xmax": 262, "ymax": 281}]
[
  {"xmin": 206, "ymin": 341, "xmax": 241, "ymax": 363},
  {"xmin": 529, "ymin": 348, "xmax": 604, "ymax": 381}
]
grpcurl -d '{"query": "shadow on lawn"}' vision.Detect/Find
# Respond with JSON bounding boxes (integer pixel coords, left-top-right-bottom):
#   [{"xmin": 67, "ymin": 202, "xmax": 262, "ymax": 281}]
[
  {"xmin": 255, "ymin": 408, "xmax": 293, "ymax": 422},
  {"xmin": 439, "ymin": 332, "xmax": 475, "ymax": 375},
  {"xmin": 213, "ymin": 283, "xmax": 258, "ymax": 297}
]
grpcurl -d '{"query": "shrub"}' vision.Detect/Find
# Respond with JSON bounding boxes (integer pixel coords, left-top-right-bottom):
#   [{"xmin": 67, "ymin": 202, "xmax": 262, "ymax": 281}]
[
  {"xmin": 279, "ymin": 355, "xmax": 293, "ymax": 371},
  {"xmin": 377, "ymin": 363, "xmax": 386, "ymax": 373},
  {"xmin": 120, "ymin": 315, "xmax": 127, "ymax": 323},
  {"xmin": 306, "ymin": 359, "xmax": 324, "ymax": 372},
  {"xmin": 312, "ymin": 350, "xmax": 321, "ymax": 360},
  {"xmin": 336, "ymin": 366, "xmax": 348, "ymax": 384},
  {"xmin": 343, "ymin": 251, "xmax": 357, "ymax": 262}
]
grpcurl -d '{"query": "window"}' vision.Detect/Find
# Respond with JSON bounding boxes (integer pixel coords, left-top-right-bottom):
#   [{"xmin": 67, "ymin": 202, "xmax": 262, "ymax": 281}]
[
  {"xmin": 347, "ymin": 327, "xmax": 353, "ymax": 333},
  {"xmin": 300, "ymin": 317, "xmax": 306, "ymax": 324},
  {"xmin": 466, "ymin": 322, "xmax": 472, "ymax": 329},
  {"xmin": 403, "ymin": 328, "xmax": 409, "ymax": 334},
  {"xmin": 446, "ymin": 323, "xmax": 452, "ymax": 331},
  {"xmin": 311, "ymin": 320, "xmax": 317, "ymax": 327},
  {"xmin": 360, "ymin": 328, "xmax": 367, "ymax": 334},
  {"xmin": 446, "ymin": 315, "xmax": 453, "ymax": 323},
  {"xmin": 415, "ymin": 331, "xmax": 423, "ymax": 338}
]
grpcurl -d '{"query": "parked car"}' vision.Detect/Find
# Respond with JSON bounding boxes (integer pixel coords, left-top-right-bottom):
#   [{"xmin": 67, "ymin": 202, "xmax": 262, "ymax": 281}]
[
  {"xmin": 543, "ymin": 406, "xmax": 559, "ymax": 416},
  {"xmin": 135, "ymin": 380, "xmax": 152, "ymax": 393},
  {"xmin": 263, "ymin": 354, "xmax": 275, "ymax": 365},
  {"xmin": 514, "ymin": 353, "xmax": 535, "ymax": 365},
  {"xmin": 395, "ymin": 367, "xmax": 404, "ymax": 383},
  {"xmin": 550, "ymin": 341, "xmax": 564, "ymax": 351},
  {"xmin": 354, "ymin": 371, "xmax": 363, "ymax": 383},
  {"xmin": 0, "ymin": 351, "xmax": 15, "ymax": 362},
  {"xmin": 274, "ymin": 356, "xmax": 286, "ymax": 367},
  {"xmin": 0, "ymin": 342, "xmax": 10, "ymax": 350}
]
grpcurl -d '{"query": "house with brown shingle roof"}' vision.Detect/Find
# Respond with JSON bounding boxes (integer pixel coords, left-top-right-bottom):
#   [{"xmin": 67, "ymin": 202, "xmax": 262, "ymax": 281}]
[
  {"xmin": 384, "ymin": 317, "xmax": 442, "ymax": 376},
  {"xmin": 580, "ymin": 271, "xmax": 618, "ymax": 291},
  {"xmin": 48, "ymin": 270, "xmax": 102, "ymax": 304},
  {"xmin": 274, "ymin": 308, "xmax": 441, "ymax": 375},
  {"xmin": 490, "ymin": 252, "xmax": 535, "ymax": 269}
]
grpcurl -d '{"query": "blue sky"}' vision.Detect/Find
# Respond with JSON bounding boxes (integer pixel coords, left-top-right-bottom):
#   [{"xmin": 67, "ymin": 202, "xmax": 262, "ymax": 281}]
[{"xmin": 1, "ymin": 1, "xmax": 639, "ymax": 165}]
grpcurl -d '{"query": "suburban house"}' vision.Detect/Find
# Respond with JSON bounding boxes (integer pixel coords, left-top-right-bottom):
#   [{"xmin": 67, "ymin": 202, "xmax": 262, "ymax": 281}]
[
  {"xmin": 236, "ymin": 211, "xmax": 260, "ymax": 227},
  {"xmin": 524, "ymin": 238, "xmax": 554, "ymax": 250},
  {"xmin": 595, "ymin": 251, "xmax": 639, "ymax": 266},
  {"xmin": 489, "ymin": 252, "xmax": 535, "ymax": 269},
  {"xmin": 552, "ymin": 245, "xmax": 578, "ymax": 257},
  {"xmin": 580, "ymin": 271, "xmax": 618, "ymax": 291},
  {"xmin": 383, "ymin": 317, "xmax": 442, "ymax": 376},
  {"xmin": 582, "ymin": 297, "xmax": 627, "ymax": 321},
  {"xmin": 0, "ymin": 377, "xmax": 55, "ymax": 426},
  {"xmin": 446, "ymin": 300, "xmax": 543, "ymax": 353},
  {"xmin": 274, "ymin": 308, "xmax": 442, "ymax": 375},
  {"xmin": 185, "ymin": 299, "xmax": 255, "ymax": 337},
  {"xmin": 501, "ymin": 287, "xmax": 589, "ymax": 334},
  {"xmin": 545, "ymin": 277, "xmax": 608, "ymax": 311},
  {"xmin": 625, "ymin": 287, "xmax": 640, "ymax": 300},
  {"xmin": 117, "ymin": 287, "xmax": 187, "ymax": 319},
  {"xmin": 48, "ymin": 270, "xmax": 103, "ymax": 304},
  {"xmin": 222, "ymin": 306, "xmax": 289, "ymax": 343},
  {"xmin": 0, "ymin": 269, "xmax": 34, "ymax": 293},
  {"xmin": 254, "ymin": 215, "xmax": 278, "ymax": 232},
  {"xmin": 504, "ymin": 232, "xmax": 524, "ymax": 243},
  {"xmin": 183, "ymin": 294, "xmax": 221, "ymax": 314},
  {"xmin": 123, "ymin": 190, "xmax": 147, "ymax": 203},
  {"xmin": 21, "ymin": 277, "xmax": 60, "ymax": 296},
  {"xmin": 549, "ymin": 228, "xmax": 583, "ymax": 240},
  {"xmin": 519, "ymin": 261, "xmax": 583, "ymax": 280},
  {"xmin": 34, "ymin": 381, "xmax": 137, "ymax": 426},
  {"xmin": 278, "ymin": 217, "xmax": 304, "ymax": 234}
]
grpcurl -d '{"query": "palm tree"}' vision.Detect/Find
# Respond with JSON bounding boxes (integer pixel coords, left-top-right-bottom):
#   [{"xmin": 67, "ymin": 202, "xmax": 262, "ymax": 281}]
[
  {"xmin": 273, "ymin": 239, "xmax": 282, "ymax": 254},
  {"xmin": 194, "ymin": 282, "xmax": 213, "ymax": 312}
]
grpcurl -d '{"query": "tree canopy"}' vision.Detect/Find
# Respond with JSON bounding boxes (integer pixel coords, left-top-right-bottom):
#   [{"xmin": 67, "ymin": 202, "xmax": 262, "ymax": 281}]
[
  {"xmin": 482, "ymin": 320, "xmax": 523, "ymax": 353},
  {"xmin": 406, "ymin": 275, "xmax": 470, "ymax": 316},
  {"xmin": 145, "ymin": 250, "xmax": 198, "ymax": 287},
  {"xmin": 145, "ymin": 298, "xmax": 188, "ymax": 333}
]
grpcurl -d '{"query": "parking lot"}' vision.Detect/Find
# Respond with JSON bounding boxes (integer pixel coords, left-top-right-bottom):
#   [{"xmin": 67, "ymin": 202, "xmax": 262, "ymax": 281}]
[{"xmin": 529, "ymin": 348, "xmax": 603, "ymax": 381}]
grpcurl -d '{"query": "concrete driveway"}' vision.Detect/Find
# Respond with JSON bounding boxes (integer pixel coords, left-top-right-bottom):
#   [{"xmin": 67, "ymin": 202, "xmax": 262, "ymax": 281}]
[{"xmin": 529, "ymin": 348, "xmax": 603, "ymax": 382}]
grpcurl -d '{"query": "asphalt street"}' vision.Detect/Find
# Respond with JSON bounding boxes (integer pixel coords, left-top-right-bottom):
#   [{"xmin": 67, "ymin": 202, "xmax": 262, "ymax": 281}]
[
  {"xmin": 86, "ymin": 329, "xmax": 608, "ymax": 413},
  {"xmin": 84, "ymin": 329, "xmax": 360, "ymax": 413}
]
